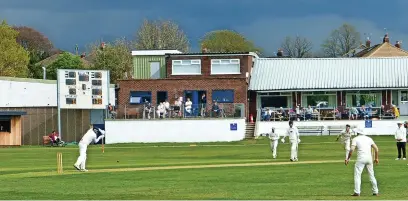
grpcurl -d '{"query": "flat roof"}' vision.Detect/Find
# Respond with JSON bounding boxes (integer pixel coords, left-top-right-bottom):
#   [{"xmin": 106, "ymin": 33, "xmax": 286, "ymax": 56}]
[
  {"xmin": 166, "ymin": 52, "xmax": 260, "ymax": 58},
  {"xmin": 0, "ymin": 76, "xmax": 116, "ymax": 88},
  {"xmin": 131, "ymin": 50, "xmax": 182, "ymax": 56},
  {"xmin": 0, "ymin": 111, "xmax": 27, "ymax": 116}
]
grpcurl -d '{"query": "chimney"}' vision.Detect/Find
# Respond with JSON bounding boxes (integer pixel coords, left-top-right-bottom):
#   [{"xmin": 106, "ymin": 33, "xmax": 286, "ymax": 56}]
[
  {"xmin": 383, "ymin": 34, "xmax": 389, "ymax": 43},
  {"xmin": 395, "ymin": 41, "xmax": 401, "ymax": 48},
  {"xmin": 365, "ymin": 37, "xmax": 371, "ymax": 48},
  {"xmin": 100, "ymin": 42, "xmax": 105, "ymax": 50},
  {"xmin": 202, "ymin": 47, "xmax": 209, "ymax": 53},
  {"xmin": 277, "ymin": 49, "xmax": 283, "ymax": 57}
]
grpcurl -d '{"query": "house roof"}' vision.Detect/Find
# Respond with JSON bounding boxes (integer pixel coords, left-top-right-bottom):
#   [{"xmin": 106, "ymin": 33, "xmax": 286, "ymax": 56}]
[
  {"xmin": 0, "ymin": 111, "xmax": 27, "ymax": 116},
  {"xmin": 353, "ymin": 42, "xmax": 408, "ymax": 57},
  {"xmin": 249, "ymin": 57, "xmax": 408, "ymax": 91},
  {"xmin": 131, "ymin": 50, "xmax": 182, "ymax": 56}
]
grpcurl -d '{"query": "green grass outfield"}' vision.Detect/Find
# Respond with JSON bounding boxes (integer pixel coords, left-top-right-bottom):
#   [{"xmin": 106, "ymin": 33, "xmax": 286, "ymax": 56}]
[{"xmin": 0, "ymin": 136, "xmax": 407, "ymax": 200}]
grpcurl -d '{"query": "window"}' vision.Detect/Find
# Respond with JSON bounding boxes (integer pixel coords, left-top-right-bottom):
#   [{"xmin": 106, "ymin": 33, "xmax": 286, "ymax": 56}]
[
  {"xmin": 346, "ymin": 92, "xmax": 381, "ymax": 107},
  {"xmin": 130, "ymin": 91, "xmax": 152, "ymax": 104},
  {"xmin": 392, "ymin": 90, "xmax": 399, "ymax": 105},
  {"xmin": 212, "ymin": 90, "xmax": 234, "ymax": 103},
  {"xmin": 261, "ymin": 96, "xmax": 291, "ymax": 108},
  {"xmin": 301, "ymin": 95, "xmax": 336, "ymax": 108},
  {"xmin": 401, "ymin": 91, "xmax": 408, "ymax": 102},
  {"xmin": 0, "ymin": 119, "xmax": 11, "ymax": 132},
  {"xmin": 172, "ymin": 60, "xmax": 201, "ymax": 75},
  {"xmin": 150, "ymin": 62, "xmax": 160, "ymax": 79},
  {"xmin": 211, "ymin": 59, "xmax": 240, "ymax": 74}
]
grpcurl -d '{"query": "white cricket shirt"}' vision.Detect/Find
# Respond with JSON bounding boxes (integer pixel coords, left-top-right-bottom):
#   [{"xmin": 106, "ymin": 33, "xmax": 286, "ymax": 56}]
[
  {"xmin": 269, "ymin": 131, "xmax": 280, "ymax": 141},
  {"xmin": 340, "ymin": 129, "xmax": 353, "ymax": 142},
  {"xmin": 394, "ymin": 127, "xmax": 407, "ymax": 142},
  {"xmin": 286, "ymin": 126, "xmax": 299, "ymax": 141},
  {"xmin": 80, "ymin": 128, "xmax": 105, "ymax": 145},
  {"xmin": 351, "ymin": 135, "xmax": 375, "ymax": 162}
]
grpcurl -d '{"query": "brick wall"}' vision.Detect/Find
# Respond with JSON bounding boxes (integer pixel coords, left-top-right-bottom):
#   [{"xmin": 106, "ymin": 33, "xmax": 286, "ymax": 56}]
[
  {"xmin": 117, "ymin": 78, "xmax": 248, "ymax": 116},
  {"xmin": 166, "ymin": 55, "xmax": 252, "ymax": 79}
]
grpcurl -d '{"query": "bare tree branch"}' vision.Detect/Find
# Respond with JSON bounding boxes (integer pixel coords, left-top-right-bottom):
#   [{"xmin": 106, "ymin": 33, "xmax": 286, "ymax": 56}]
[
  {"xmin": 321, "ymin": 23, "xmax": 361, "ymax": 57},
  {"xmin": 281, "ymin": 36, "xmax": 313, "ymax": 58},
  {"xmin": 133, "ymin": 19, "xmax": 189, "ymax": 52}
]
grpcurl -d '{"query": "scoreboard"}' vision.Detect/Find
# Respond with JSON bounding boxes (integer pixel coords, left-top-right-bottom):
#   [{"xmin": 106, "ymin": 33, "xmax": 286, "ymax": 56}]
[{"xmin": 57, "ymin": 69, "xmax": 110, "ymax": 109}]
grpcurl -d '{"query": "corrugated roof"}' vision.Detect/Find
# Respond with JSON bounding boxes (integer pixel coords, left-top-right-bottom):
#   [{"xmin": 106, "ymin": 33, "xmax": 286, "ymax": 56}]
[
  {"xmin": 131, "ymin": 50, "xmax": 182, "ymax": 56},
  {"xmin": 249, "ymin": 57, "xmax": 408, "ymax": 91}
]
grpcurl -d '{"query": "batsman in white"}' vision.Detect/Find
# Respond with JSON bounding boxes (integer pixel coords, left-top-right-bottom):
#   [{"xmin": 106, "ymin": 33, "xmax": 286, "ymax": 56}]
[
  {"xmin": 345, "ymin": 128, "xmax": 379, "ymax": 197},
  {"xmin": 73, "ymin": 127, "xmax": 105, "ymax": 172},
  {"xmin": 336, "ymin": 124, "xmax": 355, "ymax": 160},
  {"xmin": 281, "ymin": 121, "xmax": 301, "ymax": 161},
  {"xmin": 268, "ymin": 127, "xmax": 280, "ymax": 159}
]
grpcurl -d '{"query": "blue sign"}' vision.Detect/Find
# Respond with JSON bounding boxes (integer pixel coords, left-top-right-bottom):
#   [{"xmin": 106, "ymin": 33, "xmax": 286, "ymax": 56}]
[
  {"xmin": 230, "ymin": 123, "xmax": 237, "ymax": 131},
  {"xmin": 365, "ymin": 120, "xmax": 372, "ymax": 128}
]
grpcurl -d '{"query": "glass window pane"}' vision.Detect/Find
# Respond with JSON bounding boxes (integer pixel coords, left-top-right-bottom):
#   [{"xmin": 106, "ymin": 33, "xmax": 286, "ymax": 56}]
[
  {"xmin": 173, "ymin": 64, "xmax": 201, "ymax": 74},
  {"xmin": 212, "ymin": 90, "xmax": 234, "ymax": 103},
  {"xmin": 261, "ymin": 96, "xmax": 289, "ymax": 108},
  {"xmin": 212, "ymin": 64, "xmax": 240, "ymax": 74}
]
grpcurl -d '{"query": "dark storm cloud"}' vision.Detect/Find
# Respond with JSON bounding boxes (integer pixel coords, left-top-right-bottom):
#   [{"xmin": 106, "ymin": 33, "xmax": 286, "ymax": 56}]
[{"xmin": 1, "ymin": 0, "xmax": 408, "ymax": 55}]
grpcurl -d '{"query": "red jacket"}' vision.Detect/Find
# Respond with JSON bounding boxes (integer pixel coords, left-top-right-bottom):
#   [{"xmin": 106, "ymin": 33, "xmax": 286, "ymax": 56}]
[{"xmin": 48, "ymin": 132, "xmax": 59, "ymax": 141}]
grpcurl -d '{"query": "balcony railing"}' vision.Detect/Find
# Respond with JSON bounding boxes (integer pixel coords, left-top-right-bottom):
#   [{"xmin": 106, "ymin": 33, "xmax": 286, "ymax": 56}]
[
  {"xmin": 257, "ymin": 107, "xmax": 397, "ymax": 122},
  {"xmin": 108, "ymin": 103, "xmax": 245, "ymax": 120}
]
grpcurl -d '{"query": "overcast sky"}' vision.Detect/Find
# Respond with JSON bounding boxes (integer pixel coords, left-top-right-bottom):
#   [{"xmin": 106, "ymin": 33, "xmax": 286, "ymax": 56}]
[{"xmin": 1, "ymin": 0, "xmax": 408, "ymax": 55}]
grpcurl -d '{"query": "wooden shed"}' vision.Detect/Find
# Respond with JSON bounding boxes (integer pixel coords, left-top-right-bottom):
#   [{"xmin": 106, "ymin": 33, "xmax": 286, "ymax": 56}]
[{"xmin": 0, "ymin": 111, "xmax": 26, "ymax": 146}]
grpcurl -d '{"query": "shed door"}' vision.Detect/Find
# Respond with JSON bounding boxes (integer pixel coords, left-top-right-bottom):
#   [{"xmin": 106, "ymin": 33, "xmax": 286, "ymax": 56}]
[{"xmin": 150, "ymin": 62, "xmax": 160, "ymax": 79}]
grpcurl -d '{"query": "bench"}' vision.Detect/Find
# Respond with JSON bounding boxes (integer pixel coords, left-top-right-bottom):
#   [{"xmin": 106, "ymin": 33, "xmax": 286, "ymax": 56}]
[
  {"xmin": 42, "ymin": 136, "xmax": 51, "ymax": 146},
  {"xmin": 327, "ymin": 126, "xmax": 344, "ymax": 136},
  {"xmin": 327, "ymin": 125, "xmax": 357, "ymax": 136},
  {"xmin": 297, "ymin": 126, "xmax": 324, "ymax": 136}
]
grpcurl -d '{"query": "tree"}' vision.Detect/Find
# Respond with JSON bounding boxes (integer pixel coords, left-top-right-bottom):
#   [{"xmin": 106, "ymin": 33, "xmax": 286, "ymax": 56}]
[
  {"xmin": 13, "ymin": 26, "xmax": 55, "ymax": 78},
  {"xmin": 280, "ymin": 36, "xmax": 313, "ymax": 58},
  {"xmin": 133, "ymin": 19, "xmax": 189, "ymax": 52},
  {"xmin": 200, "ymin": 30, "xmax": 261, "ymax": 53},
  {"xmin": 91, "ymin": 38, "xmax": 133, "ymax": 83},
  {"xmin": 321, "ymin": 23, "xmax": 361, "ymax": 57},
  {"xmin": 0, "ymin": 20, "xmax": 29, "ymax": 77},
  {"xmin": 47, "ymin": 52, "xmax": 84, "ymax": 80}
]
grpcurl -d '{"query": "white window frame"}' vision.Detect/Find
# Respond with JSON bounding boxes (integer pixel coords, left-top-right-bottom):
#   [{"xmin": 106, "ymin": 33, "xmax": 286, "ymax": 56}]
[
  {"xmin": 171, "ymin": 59, "xmax": 201, "ymax": 75},
  {"xmin": 210, "ymin": 59, "xmax": 241, "ymax": 75}
]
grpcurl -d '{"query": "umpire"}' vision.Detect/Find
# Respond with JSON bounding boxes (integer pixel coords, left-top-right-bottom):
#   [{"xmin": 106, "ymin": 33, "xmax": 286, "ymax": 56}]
[{"xmin": 395, "ymin": 122, "xmax": 407, "ymax": 160}]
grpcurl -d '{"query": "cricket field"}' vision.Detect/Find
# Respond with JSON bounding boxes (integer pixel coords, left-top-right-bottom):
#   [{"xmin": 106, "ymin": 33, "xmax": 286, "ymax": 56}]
[{"xmin": 0, "ymin": 136, "xmax": 406, "ymax": 200}]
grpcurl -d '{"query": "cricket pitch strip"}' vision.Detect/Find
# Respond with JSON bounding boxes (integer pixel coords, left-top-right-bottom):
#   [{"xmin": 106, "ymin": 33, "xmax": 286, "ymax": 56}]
[{"xmin": 1, "ymin": 160, "xmax": 343, "ymax": 179}]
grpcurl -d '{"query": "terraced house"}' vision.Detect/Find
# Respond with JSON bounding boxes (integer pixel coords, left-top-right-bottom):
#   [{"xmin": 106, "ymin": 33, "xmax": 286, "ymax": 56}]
[{"xmin": 116, "ymin": 50, "xmax": 259, "ymax": 119}]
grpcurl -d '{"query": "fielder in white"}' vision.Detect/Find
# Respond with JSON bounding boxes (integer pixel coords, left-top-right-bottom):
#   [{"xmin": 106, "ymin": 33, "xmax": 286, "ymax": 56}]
[
  {"xmin": 268, "ymin": 127, "xmax": 280, "ymax": 159},
  {"xmin": 336, "ymin": 124, "xmax": 355, "ymax": 160},
  {"xmin": 281, "ymin": 121, "xmax": 301, "ymax": 161},
  {"xmin": 345, "ymin": 128, "xmax": 379, "ymax": 196},
  {"xmin": 73, "ymin": 127, "xmax": 105, "ymax": 172}
]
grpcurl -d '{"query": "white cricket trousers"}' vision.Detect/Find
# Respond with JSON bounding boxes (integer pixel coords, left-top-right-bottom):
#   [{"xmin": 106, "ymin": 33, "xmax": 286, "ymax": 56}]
[
  {"xmin": 290, "ymin": 140, "xmax": 298, "ymax": 160},
  {"xmin": 354, "ymin": 160, "xmax": 378, "ymax": 194},
  {"xmin": 74, "ymin": 142, "xmax": 88, "ymax": 169},
  {"xmin": 270, "ymin": 140, "xmax": 278, "ymax": 158},
  {"xmin": 344, "ymin": 140, "xmax": 351, "ymax": 160}
]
